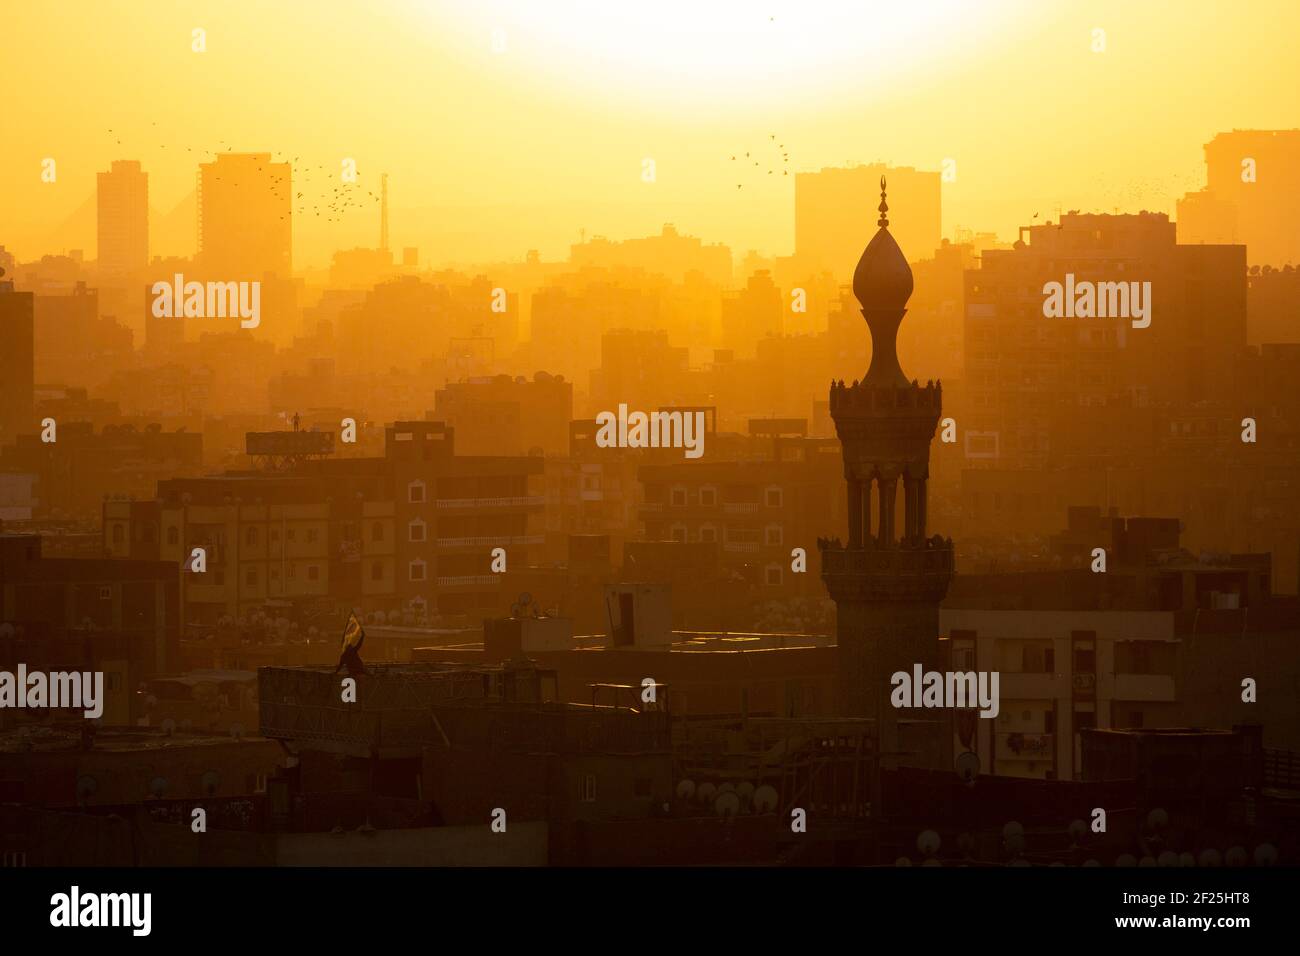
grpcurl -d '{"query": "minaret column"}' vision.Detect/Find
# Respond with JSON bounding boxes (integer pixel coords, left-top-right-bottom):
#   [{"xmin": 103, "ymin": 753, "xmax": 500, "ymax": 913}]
[
  {"xmin": 847, "ymin": 477, "xmax": 863, "ymax": 549},
  {"xmin": 863, "ymin": 477, "xmax": 873, "ymax": 543},
  {"xmin": 917, "ymin": 477, "xmax": 928, "ymax": 538},
  {"xmin": 878, "ymin": 476, "xmax": 897, "ymax": 545},
  {"xmin": 903, "ymin": 476, "xmax": 918, "ymax": 540}
]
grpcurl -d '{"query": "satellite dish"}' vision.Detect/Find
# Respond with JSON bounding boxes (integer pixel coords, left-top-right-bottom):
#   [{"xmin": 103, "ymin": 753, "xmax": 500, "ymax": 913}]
[
  {"xmin": 675, "ymin": 779, "xmax": 695, "ymax": 801},
  {"xmin": 955, "ymin": 751, "xmax": 980, "ymax": 785},
  {"xmin": 718, "ymin": 782, "xmax": 736, "ymax": 794},
  {"xmin": 1199, "ymin": 848, "xmax": 1223, "ymax": 867},
  {"xmin": 1255, "ymin": 843, "xmax": 1279, "ymax": 867},
  {"xmin": 752, "ymin": 784, "xmax": 778, "ymax": 813},
  {"xmin": 149, "ymin": 776, "xmax": 168, "ymax": 798},
  {"xmin": 202, "ymin": 770, "xmax": 221, "ymax": 796},
  {"xmin": 917, "ymin": 829, "xmax": 941, "ymax": 856},
  {"xmin": 1225, "ymin": 846, "xmax": 1248, "ymax": 867},
  {"xmin": 696, "ymin": 782, "xmax": 717, "ymax": 805},
  {"xmin": 76, "ymin": 775, "xmax": 99, "ymax": 801},
  {"xmin": 736, "ymin": 781, "xmax": 755, "ymax": 804},
  {"xmin": 161, "ymin": 718, "xmax": 177, "ymax": 735},
  {"xmin": 715, "ymin": 792, "xmax": 741, "ymax": 818}
]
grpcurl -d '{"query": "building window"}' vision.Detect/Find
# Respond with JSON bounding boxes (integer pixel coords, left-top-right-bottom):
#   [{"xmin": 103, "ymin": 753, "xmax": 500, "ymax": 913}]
[
  {"xmin": 287, "ymin": 529, "xmax": 296, "ymax": 542},
  {"xmin": 245, "ymin": 567, "xmax": 257, "ymax": 587},
  {"xmin": 106, "ymin": 672, "xmax": 122, "ymax": 692},
  {"xmin": 1022, "ymin": 645, "xmax": 1054, "ymax": 674},
  {"xmin": 111, "ymin": 524, "xmax": 125, "ymax": 545},
  {"xmin": 670, "ymin": 524, "xmax": 687, "ymax": 543},
  {"xmin": 166, "ymin": 526, "xmax": 179, "ymax": 546},
  {"xmin": 409, "ymin": 560, "xmax": 427, "ymax": 582},
  {"xmin": 245, "ymin": 526, "xmax": 258, "ymax": 546},
  {"xmin": 408, "ymin": 519, "xmax": 426, "ymax": 543},
  {"xmin": 371, "ymin": 560, "xmax": 384, "ymax": 581},
  {"xmin": 408, "ymin": 480, "xmax": 426, "ymax": 504},
  {"xmin": 764, "ymin": 524, "xmax": 783, "ymax": 546},
  {"xmin": 699, "ymin": 486, "xmax": 717, "ymax": 507},
  {"xmin": 270, "ymin": 528, "xmax": 280, "ymax": 543},
  {"xmin": 764, "ymin": 486, "xmax": 784, "ymax": 509},
  {"xmin": 581, "ymin": 774, "xmax": 597, "ymax": 803},
  {"xmin": 670, "ymin": 486, "xmax": 687, "ymax": 507},
  {"xmin": 306, "ymin": 529, "xmax": 318, "ymax": 544},
  {"xmin": 699, "ymin": 525, "xmax": 717, "ymax": 543},
  {"xmin": 372, "ymin": 522, "xmax": 385, "ymax": 542},
  {"xmin": 307, "ymin": 565, "xmax": 319, "ymax": 582},
  {"xmin": 270, "ymin": 567, "xmax": 280, "ymax": 581},
  {"xmin": 765, "ymin": 564, "xmax": 783, "ymax": 586}
]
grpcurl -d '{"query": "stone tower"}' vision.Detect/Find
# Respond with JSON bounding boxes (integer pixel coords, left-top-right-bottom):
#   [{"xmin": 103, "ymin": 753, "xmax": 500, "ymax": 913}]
[{"xmin": 819, "ymin": 177, "xmax": 954, "ymax": 767}]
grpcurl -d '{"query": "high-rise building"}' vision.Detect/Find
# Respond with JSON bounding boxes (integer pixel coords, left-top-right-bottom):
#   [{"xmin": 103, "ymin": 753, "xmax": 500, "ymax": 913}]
[
  {"xmin": 819, "ymin": 179, "xmax": 953, "ymax": 768},
  {"xmin": 963, "ymin": 212, "xmax": 1245, "ymax": 467},
  {"xmin": 1177, "ymin": 129, "xmax": 1300, "ymax": 267},
  {"xmin": 0, "ymin": 273, "xmax": 35, "ymax": 449},
  {"xmin": 720, "ymin": 270, "xmax": 782, "ymax": 356},
  {"xmin": 198, "ymin": 153, "xmax": 292, "ymax": 279},
  {"xmin": 796, "ymin": 164, "xmax": 941, "ymax": 281},
  {"xmin": 96, "ymin": 160, "xmax": 149, "ymax": 279},
  {"xmin": 433, "ymin": 372, "xmax": 573, "ymax": 457}
]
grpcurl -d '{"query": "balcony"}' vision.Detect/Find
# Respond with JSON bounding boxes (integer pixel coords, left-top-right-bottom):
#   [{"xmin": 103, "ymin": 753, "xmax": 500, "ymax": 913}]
[
  {"xmin": 434, "ymin": 534, "xmax": 544, "ymax": 549},
  {"xmin": 435, "ymin": 575, "xmax": 498, "ymax": 588},
  {"xmin": 723, "ymin": 502, "xmax": 759, "ymax": 515},
  {"xmin": 818, "ymin": 538, "xmax": 955, "ymax": 603},
  {"xmin": 723, "ymin": 542, "xmax": 760, "ymax": 554},
  {"xmin": 1112, "ymin": 673, "xmax": 1176, "ymax": 702},
  {"xmin": 435, "ymin": 496, "xmax": 544, "ymax": 510},
  {"xmin": 1000, "ymin": 672, "xmax": 1061, "ymax": 699}
]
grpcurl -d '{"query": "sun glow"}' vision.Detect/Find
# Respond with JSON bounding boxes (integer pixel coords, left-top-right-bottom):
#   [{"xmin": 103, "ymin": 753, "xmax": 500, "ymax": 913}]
[{"xmin": 437, "ymin": 0, "xmax": 1016, "ymax": 112}]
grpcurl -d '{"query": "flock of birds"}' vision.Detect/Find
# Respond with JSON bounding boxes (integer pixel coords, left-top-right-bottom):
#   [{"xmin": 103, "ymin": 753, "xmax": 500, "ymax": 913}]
[
  {"xmin": 731, "ymin": 133, "xmax": 790, "ymax": 189},
  {"xmin": 104, "ymin": 127, "xmax": 382, "ymax": 224}
]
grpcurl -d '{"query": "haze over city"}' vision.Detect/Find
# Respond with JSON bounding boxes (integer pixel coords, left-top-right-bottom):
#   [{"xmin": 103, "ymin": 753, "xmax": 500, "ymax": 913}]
[
  {"xmin": 5, "ymin": 0, "xmax": 1299, "ymax": 266},
  {"xmin": 0, "ymin": 1, "xmax": 1297, "ymax": 932}
]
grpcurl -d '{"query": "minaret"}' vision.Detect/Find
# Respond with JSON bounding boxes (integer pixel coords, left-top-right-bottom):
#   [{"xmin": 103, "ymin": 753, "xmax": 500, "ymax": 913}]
[{"xmin": 819, "ymin": 177, "xmax": 954, "ymax": 768}]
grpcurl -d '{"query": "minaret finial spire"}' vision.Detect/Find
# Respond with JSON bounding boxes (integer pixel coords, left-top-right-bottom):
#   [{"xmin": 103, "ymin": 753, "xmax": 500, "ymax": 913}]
[{"xmin": 877, "ymin": 175, "xmax": 889, "ymax": 228}]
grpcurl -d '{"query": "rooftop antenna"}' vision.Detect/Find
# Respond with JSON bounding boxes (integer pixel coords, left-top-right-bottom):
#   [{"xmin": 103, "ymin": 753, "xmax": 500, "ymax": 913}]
[{"xmin": 380, "ymin": 173, "xmax": 389, "ymax": 253}]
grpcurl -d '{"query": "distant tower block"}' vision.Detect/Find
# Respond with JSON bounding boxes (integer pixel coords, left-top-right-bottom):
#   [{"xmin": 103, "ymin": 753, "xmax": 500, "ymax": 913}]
[{"xmin": 818, "ymin": 177, "xmax": 954, "ymax": 768}]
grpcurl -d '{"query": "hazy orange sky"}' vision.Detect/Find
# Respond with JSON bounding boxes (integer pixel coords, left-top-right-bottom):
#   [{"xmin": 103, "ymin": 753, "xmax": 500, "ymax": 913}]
[{"xmin": 3, "ymin": 0, "xmax": 1298, "ymax": 268}]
